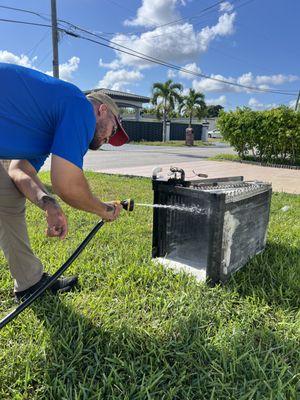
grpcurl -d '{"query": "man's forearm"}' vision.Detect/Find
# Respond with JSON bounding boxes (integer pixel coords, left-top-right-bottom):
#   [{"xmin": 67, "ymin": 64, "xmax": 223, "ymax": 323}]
[
  {"xmin": 8, "ymin": 161, "xmax": 59, "ymax": 211},
  {"xmin": 52, "ymin": 177, "xmax": 111, "ymax": 216},
  {"xmin": 50, "ymin": 154, "xmax": 118, "ymax": 220}
]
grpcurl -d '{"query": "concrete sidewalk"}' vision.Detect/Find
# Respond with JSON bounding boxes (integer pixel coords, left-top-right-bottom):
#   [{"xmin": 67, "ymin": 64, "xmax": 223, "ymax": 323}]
[{"xmin": 94, "ymin": 160, "xmax": 300, "ymax": 194}]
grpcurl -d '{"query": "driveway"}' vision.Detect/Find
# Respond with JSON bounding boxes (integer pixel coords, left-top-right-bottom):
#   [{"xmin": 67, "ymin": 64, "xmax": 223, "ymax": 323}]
[
  {"xmin": 42, "ymin": 144, "xmax": 300, "ymax": 194},
  {"xmin": 43, "ymin": 142, "xmax": 235, "ymax": 170}
]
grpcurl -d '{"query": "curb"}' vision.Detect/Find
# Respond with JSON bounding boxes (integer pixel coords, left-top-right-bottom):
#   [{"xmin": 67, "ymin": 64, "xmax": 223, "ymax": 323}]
[{"xmin": 229, "ymin": 159, "xmax": 300, "ymax": 170}]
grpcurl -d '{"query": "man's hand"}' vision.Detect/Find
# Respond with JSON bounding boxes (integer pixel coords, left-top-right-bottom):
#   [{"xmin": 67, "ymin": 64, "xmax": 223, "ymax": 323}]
[
  {"xmin": 45, "ymin": 203, "xmax": 68, "ymax": 240},
  {"xmin": 100, "ymin": 202, "xmax": 123, "ymax": 222},
  {"xmin": 41, "ymin": 195, "xmax": 68, "ymax": 240},
  {"xmin": 9, "ymin": 160, "xmax": 68, "ymax": 239}
]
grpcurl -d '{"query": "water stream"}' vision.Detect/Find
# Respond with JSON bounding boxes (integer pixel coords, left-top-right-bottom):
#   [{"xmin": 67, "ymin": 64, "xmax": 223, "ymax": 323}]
[{"xmin": 136, "ymin": 203, "xmax": 207, "ymax": 215}]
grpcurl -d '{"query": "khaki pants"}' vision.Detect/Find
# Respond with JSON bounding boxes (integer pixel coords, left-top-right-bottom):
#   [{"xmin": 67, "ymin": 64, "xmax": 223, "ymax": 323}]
[{"xmin": 0, "ymin": 161, "xmax": 43, "ymax": 292}]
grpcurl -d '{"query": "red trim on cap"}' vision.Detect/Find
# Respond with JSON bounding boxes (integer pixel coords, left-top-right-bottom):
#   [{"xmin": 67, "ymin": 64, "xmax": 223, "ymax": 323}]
[{"xmin": 108, "ymin": 118, "xmax": 129, "ymax": 146}]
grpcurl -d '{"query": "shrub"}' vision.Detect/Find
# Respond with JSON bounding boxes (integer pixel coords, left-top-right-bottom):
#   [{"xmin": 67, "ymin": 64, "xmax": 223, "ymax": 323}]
[{"xmin": 217, "ymin": 107, "xmax": 300, "ymax": 165}]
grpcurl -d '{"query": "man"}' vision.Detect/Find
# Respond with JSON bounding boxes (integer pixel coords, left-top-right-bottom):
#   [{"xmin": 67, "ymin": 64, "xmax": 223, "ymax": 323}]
[{"xmin": 0, "ymin": 62, "xmax": 129, "ymax": 302}]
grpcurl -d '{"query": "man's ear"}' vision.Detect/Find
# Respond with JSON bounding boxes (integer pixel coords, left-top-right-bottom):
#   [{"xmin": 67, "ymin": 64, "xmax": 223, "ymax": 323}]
[{"xmin": 98, "ymin": 103, "xmax": 108, "ymax": 116}]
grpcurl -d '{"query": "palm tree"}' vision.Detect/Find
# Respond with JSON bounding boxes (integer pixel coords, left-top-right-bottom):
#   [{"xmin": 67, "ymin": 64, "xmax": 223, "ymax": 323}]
[
  {"xmin": 151, "ymin": 80, "xmax": 183, "ymax": 141},
  {"xmin": 179, "ymin": 89, "xmax": 206, "ymax": 127}
]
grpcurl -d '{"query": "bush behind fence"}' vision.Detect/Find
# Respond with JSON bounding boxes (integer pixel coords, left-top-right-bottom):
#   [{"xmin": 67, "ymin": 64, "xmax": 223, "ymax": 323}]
[{"xmin": 217, "ymin": 107, "xmax": 300, "ymax": 164}]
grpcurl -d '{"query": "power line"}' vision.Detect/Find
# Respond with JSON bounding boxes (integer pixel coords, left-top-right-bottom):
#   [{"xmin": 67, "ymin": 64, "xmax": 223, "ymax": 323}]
[
  {"xmin": 54, "ymin": 19, "xmax": 297, "ymax": 96},
  {"xmin": 0, "ymin": 4, "xmax": 50, "ymax": 21},
  {"xmin": 25, "ymin": 31, "xmax": 49, "ymax": 58},
  {"xmin": 0, "ymin": 17, "xmax": 297, "ymax": 96},
  {"xmin": 101, "ymin": 0, "xmax": 160, "ymax": 30},
  {"xmin": 124, "ymin": 0, "xmax": 238, "ymax": 36},
  {"xmin": 35, "ymin": 49, "xmax": 53, "ymax": 68},
  {"xmin": 0, "ymin": 0, "xmax": 238, "ymax": 38},
  {"xmin": 75, "ymin": 0, "xmax": 240, "ymax": 38},
  {"xmin": 208, "ymin": 45, "xmax": 276, "ymax": 76},
  {"xmin": 73, "ymin": 32, "xmax": 297, "ymax": 95}
]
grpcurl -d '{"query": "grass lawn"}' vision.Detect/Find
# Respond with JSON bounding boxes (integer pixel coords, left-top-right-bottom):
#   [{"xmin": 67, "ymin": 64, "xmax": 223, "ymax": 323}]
[
  {"xmin": 209, "ymin": 153, "xmax": 241, "ymax": 162},
  {"xmin": 0, "ymin": 172, "xmax": 299, "ymax": 399}
]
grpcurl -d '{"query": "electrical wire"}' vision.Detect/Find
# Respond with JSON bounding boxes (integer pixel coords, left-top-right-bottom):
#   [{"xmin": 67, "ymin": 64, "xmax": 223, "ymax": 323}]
[
  {"xmin": 25, "ymin": 31, "xmax": 49, "ymax": 59},
  {"xmin": 60, "ymin": 0, "xmax": 240, "ymax": 39},
  {"xmin": 0, "ymin": 0, "xmax": 239, "ymax": 38},
  {"xmin": 0, "ymin": 17, "xmax": 297, "ymax": 96},
  {"xmin": 0, "ymin": 4, "xmax": 50, "ymax": 21},
  {"xmin": 121, "ymin": 0, "xmax": 239, "ymax": 37},
  {"xmin": 54, "ymin": 20, "xmax": 297, "ymax": 96}
]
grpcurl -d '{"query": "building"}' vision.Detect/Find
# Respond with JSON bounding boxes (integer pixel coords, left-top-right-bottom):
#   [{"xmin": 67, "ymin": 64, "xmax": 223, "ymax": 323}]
[{"xmin": 84, "ymin": 88, "xmax": 150, "ymax": 120}]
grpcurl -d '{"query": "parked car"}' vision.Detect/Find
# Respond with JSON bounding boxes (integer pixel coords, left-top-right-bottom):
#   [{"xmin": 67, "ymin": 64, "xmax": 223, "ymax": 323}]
[{"xmin": 208, "ymin": 129, "xmax": 222, "ymax": 138}]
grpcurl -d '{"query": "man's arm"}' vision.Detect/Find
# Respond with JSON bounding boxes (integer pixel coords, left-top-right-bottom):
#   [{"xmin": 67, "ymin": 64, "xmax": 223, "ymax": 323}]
[
  {"xmin": 50, "ymin": 155, "xmax": 122, "ymax": 221},
  {"xmin": 8, "ymin": 159, "xmax": 68, "ymax": 239}
]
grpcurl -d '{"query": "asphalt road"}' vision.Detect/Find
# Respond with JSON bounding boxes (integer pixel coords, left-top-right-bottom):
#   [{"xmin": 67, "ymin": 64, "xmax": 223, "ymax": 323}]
[
  {"xmin": 43, "ymin": 143, "xmax": 235, "ymax": 171},
  {"xmin": 40, "ymin": 143, "xmax": 300, "ymax": 193}
]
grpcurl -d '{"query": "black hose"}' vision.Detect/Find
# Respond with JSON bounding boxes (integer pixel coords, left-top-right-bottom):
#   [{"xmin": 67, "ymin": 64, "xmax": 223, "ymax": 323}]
[{"xmin": 0, "ymin": 219, "xmax": 105, "ymax": 330}]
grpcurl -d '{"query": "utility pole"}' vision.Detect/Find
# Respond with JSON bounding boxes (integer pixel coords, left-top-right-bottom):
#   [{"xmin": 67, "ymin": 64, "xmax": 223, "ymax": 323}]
[
  {"xmin": 51, "ymin": 0, "xmax": 59, "ymax": 78},
  {"xmin": 295, "ymin": 90, "xmax": 300, "ymax": 112}
]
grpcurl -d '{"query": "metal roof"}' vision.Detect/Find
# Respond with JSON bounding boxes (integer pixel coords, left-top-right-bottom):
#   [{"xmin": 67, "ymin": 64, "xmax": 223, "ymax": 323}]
[{"xmin": 84, "ymin": 88, "xmax": 150, "ymax": 103}]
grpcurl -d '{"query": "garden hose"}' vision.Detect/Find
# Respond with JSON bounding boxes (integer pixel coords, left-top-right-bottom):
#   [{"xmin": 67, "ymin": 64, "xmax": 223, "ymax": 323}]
[
  {"xmin": 118, "ymin": 198, "xmax": 134, "ymax": 212},
  {"xmin": 0, "ymin": 199, "xmax": 134, "ymax": 330}
]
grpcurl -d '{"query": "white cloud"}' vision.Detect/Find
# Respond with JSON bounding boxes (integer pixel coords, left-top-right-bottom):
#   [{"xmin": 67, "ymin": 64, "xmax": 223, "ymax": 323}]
[
  {"xmin": 237, "ymin": 72, "xmax": 253, "ymax": 87},
  {"xmin": 255, "ymin": 74, "xmax": 298, "ymax": 85},
  {"xmin": 97, "ymin": 69, "xmax": 143, "ymax": 91},
  {"xmin": 198, "ymin": 12, "xmax": 236, "ymax": 52},
  {"xmin": 181, "ymin": 87, "xmax": 190, "ymax": 96},
  {"xmin": 46, "ymin": 57, "xmax": 80, "ymax": 82},
  {"xmin": 0, "ymin": 51, "xmax": 80, "ymax": 83},
  {"xmin": 220, "ymin": 2, "xmax": 234, "ymax": 12},
  {"xmin": 248, "ymin": 97, "xmax": 278, "ymax": 110},
  {"xmin": 112, "ymin": 12, "xmax": 235, "ymax": 69},
  {"xmin": 289, "ymin": 99, "xmax": 296, "ymax": 109},
  {"xmin": 236, "ymin": 72, "xmax": 298, "ymax": 87},
  {"xmin": 178, "ymin": 63, "xmax": 201, "ymax": 79},
  {"xmin": 0, "ymin": 50, "xmax": 36, "ymax": 68},
  {"xmin": 112, "ymin": 23, "xmax": 199, "ymax": 68},
  {"xmin": 108, "ymin": 0, "xmax": 236, "ymax": 70},
  {"xmin": 192, "ymin": 72, "xmax": 300, "ymax": 94},
  {"xmin": 192, "ymin": 74, "xmax": 237, "ymax": 93},
  {"xmin": 124, "ymin": 0, "xmax": 180, "ymax": 27},
  {"xmin": 167, "ymin": 69, "xmax": 177, "ymax": 78},
  {"xmin": 99, "ymin": 58, "xmax": 120, "ymax": 70},
  {"xmin": 206, "ymin": 95, "xmax": 227, "ymax": 106}
]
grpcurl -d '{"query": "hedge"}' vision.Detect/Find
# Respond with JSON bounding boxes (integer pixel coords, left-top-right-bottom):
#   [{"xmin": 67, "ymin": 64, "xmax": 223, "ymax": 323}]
[{"xmin": 217, "ymin": 107, "xmax": 300, "ymax": 165}]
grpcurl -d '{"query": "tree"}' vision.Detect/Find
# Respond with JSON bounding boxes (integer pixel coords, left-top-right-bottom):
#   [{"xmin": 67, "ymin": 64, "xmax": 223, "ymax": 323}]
[
  {"xmin": 151, "ymin": 80, "xmax": 183, "ymax": 141},
  {"xmin": 179, "ymin": 89, "xmax": 206, "ymax": 127},
  {"xmin": 205, "ymin": 105, "xmax": 224, "ymax": 118}
]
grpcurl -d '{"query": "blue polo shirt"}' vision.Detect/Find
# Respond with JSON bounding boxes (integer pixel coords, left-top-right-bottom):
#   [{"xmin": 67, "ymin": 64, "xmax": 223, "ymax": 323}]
[{"xmin": 0, "ymin": 63, "xmax": 96, "ymax": 171}]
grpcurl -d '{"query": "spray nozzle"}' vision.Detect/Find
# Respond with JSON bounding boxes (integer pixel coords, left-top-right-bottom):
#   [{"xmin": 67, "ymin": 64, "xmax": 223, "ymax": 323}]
[{"xmin": 120, "ymin": 199, "xmax": 135, "ymax": 212}]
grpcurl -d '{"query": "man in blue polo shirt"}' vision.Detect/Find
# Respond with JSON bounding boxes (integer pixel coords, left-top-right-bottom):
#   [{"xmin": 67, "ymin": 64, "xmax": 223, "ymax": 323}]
[{"xmin": 0, "ymin": 63, "xmax": 129, "ymax": 302}]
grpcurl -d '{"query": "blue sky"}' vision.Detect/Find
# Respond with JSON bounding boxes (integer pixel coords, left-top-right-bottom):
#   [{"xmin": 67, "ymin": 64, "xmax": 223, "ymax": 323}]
[{"xmin": 0, "ymin": 0, "xmax": 298, "ymax": 110}]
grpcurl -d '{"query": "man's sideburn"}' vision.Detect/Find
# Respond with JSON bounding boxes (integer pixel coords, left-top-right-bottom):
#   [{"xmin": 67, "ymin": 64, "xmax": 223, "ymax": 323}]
[{"xmin": 89, "ymin": 119, "xmax": 109, "ymax": 150}]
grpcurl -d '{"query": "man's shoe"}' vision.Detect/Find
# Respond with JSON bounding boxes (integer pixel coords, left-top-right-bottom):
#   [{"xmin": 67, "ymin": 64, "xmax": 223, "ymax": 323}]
[{"xmin": 14, "ymin": 273, "xmax": 78, "ymax": 303}]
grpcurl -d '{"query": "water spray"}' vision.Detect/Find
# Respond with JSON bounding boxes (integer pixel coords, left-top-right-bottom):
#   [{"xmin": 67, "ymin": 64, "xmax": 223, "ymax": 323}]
[{"xmin": 136, "ymin": 203, "xmax": 207, "ymax": 215}]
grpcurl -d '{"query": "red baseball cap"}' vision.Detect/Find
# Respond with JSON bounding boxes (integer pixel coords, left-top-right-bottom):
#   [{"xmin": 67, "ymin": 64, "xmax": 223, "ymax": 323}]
[{"xmin": 108, "ymin": 116, "xmax": 129, "ymax": 146}]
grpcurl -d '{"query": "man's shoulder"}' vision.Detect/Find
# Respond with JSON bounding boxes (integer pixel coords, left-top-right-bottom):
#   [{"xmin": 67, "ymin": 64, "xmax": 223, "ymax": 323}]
[{"xmin": 56, "ymin": 91, "xmax": 93, "ymax": 117}]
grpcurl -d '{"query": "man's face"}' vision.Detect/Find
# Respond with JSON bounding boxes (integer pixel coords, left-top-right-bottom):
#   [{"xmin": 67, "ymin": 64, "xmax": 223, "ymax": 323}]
[{"xmin": 89, "ymin": 104, "xmax": 118, "ymax": 150}]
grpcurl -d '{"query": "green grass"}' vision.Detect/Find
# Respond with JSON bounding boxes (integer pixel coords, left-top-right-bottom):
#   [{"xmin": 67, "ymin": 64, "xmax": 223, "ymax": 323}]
[
  {"xmin": 130, "ymin": 140, "xmax": 213, "ymax": 147},
  {"xmin": 0, "ymin": 172, "xmax": 299, "ymax": 399},
  {"xmin": 209, "ymin": 153, "xmax": 241, "ymax": 162},
  {"xmin": 210, "ymin": 153, "xmax": 300, "ymax": 167}
]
